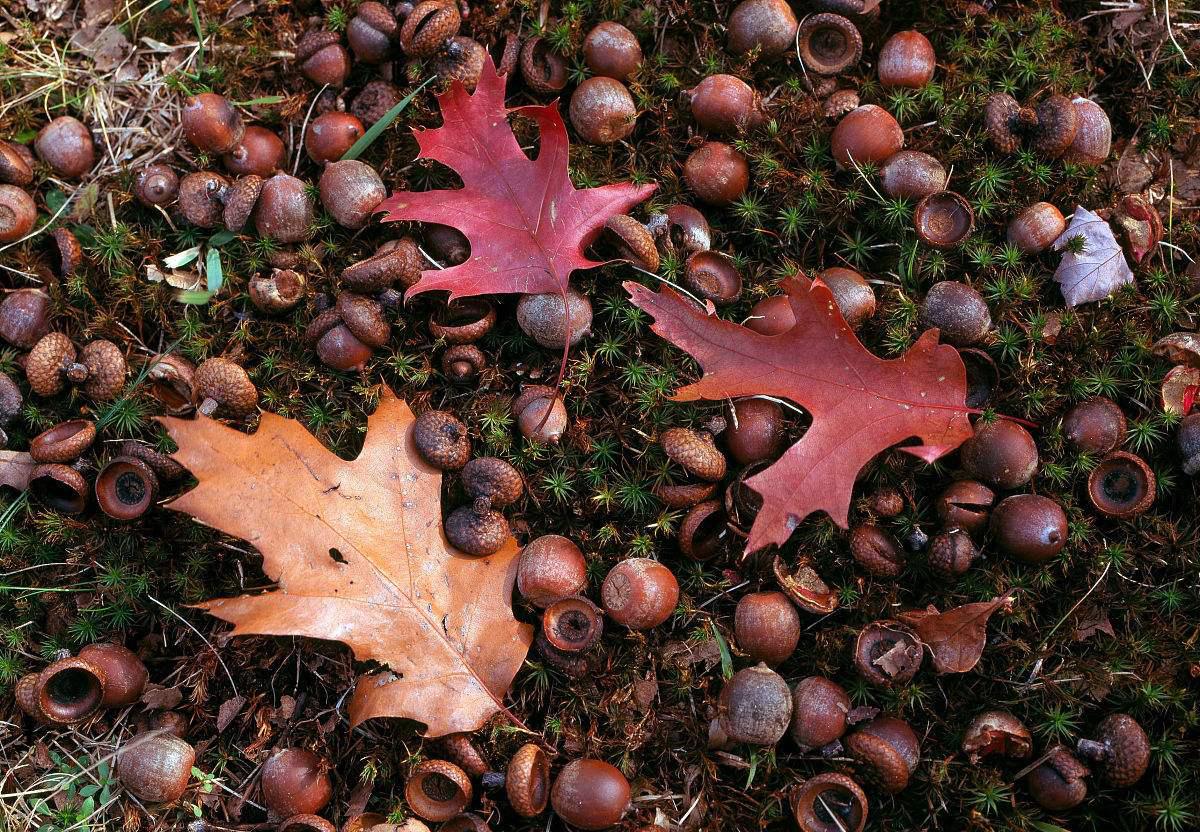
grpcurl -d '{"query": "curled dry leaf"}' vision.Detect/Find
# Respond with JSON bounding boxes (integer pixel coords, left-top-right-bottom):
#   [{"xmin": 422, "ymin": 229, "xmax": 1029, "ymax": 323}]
[
  {"xmin": 627, "ymin": 276, "xmax": 972, "ymax": 553},
  {"xmin": 1052, "ymin": 206, "xmax": 1135, "ymax": 307},
  {"xmin": 897, "ymin": 590, "xmax": 1015, "ymax": 674},
  {"xmin": 161, "ymin": 388, "xmax": 532, "ymax": 736},
  {"xmin": 378, "ymin": 56, "xmax": 654, "ymax": 303}
]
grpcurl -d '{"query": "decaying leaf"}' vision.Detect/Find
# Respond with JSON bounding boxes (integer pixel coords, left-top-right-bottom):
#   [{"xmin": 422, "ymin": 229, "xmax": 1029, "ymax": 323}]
[
  {"xmin": 379, "ymin": 56, "xmax": 655, "ymax": 303},
  {"xmin": 0, "ymin": 450, "xmax": 35, "ymax": 492},
  {"xmin": 162, "ymin": 389, "xmax": 533, "ymax": 736},
  {"xmin": 1052, "ymin": 206, "xmax": 1135, "ymax": 307},
  {"xmin": 626, "ymin": 276, "xmax": 973, "ymax": 553},
  {"xmin": 1073, "ymin": 604, "xmax": 1115, "ymax": 643},
  {"xmin": 898, "ymin": 591, "xmax": 1014, "ymax": 674}
]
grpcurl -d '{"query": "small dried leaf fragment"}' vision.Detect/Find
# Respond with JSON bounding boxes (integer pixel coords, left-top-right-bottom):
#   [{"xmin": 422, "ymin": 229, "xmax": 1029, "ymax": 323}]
[
  {"xmin": 1052, "ymin": 206, "xmax": 1135, "ymax": 307},
  {"xmin": 0, "ymin": 450, "xmax": 35, "ymax": 491},
  {"xmin": 897, "ymin": 591, "xmax": 1014, "ymax": 674}
]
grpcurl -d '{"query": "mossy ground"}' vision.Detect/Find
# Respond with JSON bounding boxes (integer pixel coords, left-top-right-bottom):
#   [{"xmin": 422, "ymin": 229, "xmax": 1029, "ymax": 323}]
[{"xmin": 1, "ymin": 0, "xmax": 1198, "ymax": 830}]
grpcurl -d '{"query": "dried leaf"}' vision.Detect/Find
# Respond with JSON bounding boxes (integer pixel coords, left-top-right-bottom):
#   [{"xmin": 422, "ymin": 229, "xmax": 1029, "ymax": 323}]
[
  {"xmin": 625, "ymin": 276, "xmax": 973, "ymax": 553},
  {"xmin": 140, "ymin": 685, "xmax": 183, "ymax": 710},
  {"xmin": 0, "ymin": 450, "xmax": 35, "ymax": 492},
  {"xmin": 1052, "ymin": 207, "xmax": 1135, "ymax": 307},
  {"xmin": 898, "ymin": 591, "xmax": 1014, "ymax": 674},
  {"xmin": 162, "ymin": 389, "xmax": 532, "ymax": 736},
  {"xmin": 1072, "ymin": 605, "xmax": 1115, "ymax": 643},
  {"xmin": 216, "ymin": 694, "xmax": 246, "ymax": 732},
  {"xmin": 379, "ymin": 57, "xmax": 654, "ymax": 303}
]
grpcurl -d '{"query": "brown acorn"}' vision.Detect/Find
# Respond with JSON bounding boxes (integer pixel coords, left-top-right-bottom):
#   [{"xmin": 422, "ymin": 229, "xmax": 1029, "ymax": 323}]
[
  {"xmin": 30, "ymin": 420, "xmax": 96, "ymax": 463},
  {"xmin": 182, "ymin": 93, "xmax": 245, "ymax": 154},
  {"xmin": 506, "ymin": 743, "xmax": 550, "ymax": 817},
  {"xmin": 0, "ymin": 288, "xmax": 51, "ymax": 348},
  {"xmin": 296, "ymin": 29, "xmax": 351, "ymax": 87},
  {"xmin": 441, "ymin": 344, "xmax": 486, "ymax": 381},
  {"xmin": 927, "ymin": 528, "xmax": 978, "ymax": 578},
  {"xmin": 343, "ymin": 238, "xmax": 425, "ymax": 292},
  {"xmin": 117, "ymin": 732, "xmax": 196, "ymax": 803},
  {"xmin": 430, "ymin": 298, "xmax": 497, "ymax": 344},
  {"xmin": 77, "ymin": 642, "xmax": 148, "ymax": 707},
  {"xmin": 792, "ymin": 772, "xmax": 867, "ymax": 832},
  {"xmin": 661, "ymin": 427, "xmax": 727, "ymax": 482},
  {"xmin": 221, "ymin": 175, "xmax": 264, "ymax": 233},
  {"xmin": 1077, "ymin": 713, "xmax": 1149, "ymax": 788},
  {"xmin": 445, "ymin": 498, "xmax": 509, "ymax": 556},
  {"xmin": 48, "ymin": 227, "xmax": 84, "ymax": 278},
  {"xmin": 603, "ymin": 215, "xmax": 659, "ymax": 272},
  {"xmin": 0, "ymin": 185, "xmax": 36, "ymax": 243},
  {"xmin": 145, "ymin": 353, "xmax": 196, "ymax": 416},
  {"xmin": 36, "ymin": 656, "xmax": 106, "ymax": 723},
  {"xmin": 255, "ymin": 173, "xmax": 314, "ymax": 243},
  {"xmin": 305, "ymin": 112, "xmax": 366, "ymax": 165},
  {"xmin": 0, "ymin": 139, "xmax": 34, "ymax": 186},
  {"xmin": 261, "ymin": 748, "xmax": 333, "ymax": 819},
  {"xmin": 0, "ymin": 371, "xmax": 22, "ymax": 448},
  {"xmin": 848, "ymin": 524, "xmax": 904, "ymax": 578},
  {"xmin": 26, "ymin": 332, "xmax": 80, "ymax": 397},
  {"xmin": 223, "ymin": 126, "xmax": 286, "ymax": 177},
  {"xmin": 516, "ymin": 290, "xmax": 592, "ymax": 349},
  {"xmin": 178, "ymin": 171, "xmax": 230, "ymax": 228},
  {"xmin": 543, "ymin": 595, "xmax": 603, "ymax": 652},
  {"xmin": 717, "ymin": 663, "xmax": 793, "ymax": 746},
  {"xmin": 194, "ymin": 357, "xmax": 258, "ymax": 418},
  {"xmin": 79, "ymin": 340, "xmax": 127, "ymax": 400},
  {"xmin": 512, "ymin": 385, "xmax": 567, "ymax": 444},
  {"xmin": 336, "ymin": 292, "xmax": 390, "ymax": 348},
  {"xmin": 845, "ymin": 716, "xmax": 921, "ymax": 794},
  {"xmin": 95, "ymin": 456, "xmax": 159, "ymax": 520},
  {"xmin": 135, "ymin": 164, "xmax": 180, "ymax": 207},
  {"xmin": 517, "ymin": 534, "xmax": 588, "ymax": 607},
  {"xmin": 35, "ymin": 116, "xmax": 95, "ymax": 179},
  {"xmin": 790, "ymin": 676, "xmax": 851, "ymax": 751}
]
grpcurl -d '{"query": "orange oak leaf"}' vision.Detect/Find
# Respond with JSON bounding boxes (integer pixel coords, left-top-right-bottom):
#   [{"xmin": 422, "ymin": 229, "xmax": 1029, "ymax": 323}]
[
  {"xmin": 897, "ymin": 590, "xmax": 1015, "ymax": 674},
  {"xmin": 378, "ymin": 56, "xmax": 655, "ymax": 303},
  {"xmin": 625, "ymin": 275, "xmax": 973, "ymax": 553},
  {"xmin": 158, "ymin": 389, "xmax": 533, "ymax": 737}
]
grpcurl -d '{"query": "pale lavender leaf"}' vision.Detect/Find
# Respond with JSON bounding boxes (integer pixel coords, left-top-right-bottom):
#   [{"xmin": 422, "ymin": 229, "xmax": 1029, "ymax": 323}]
[{"xmin": 1052, "ymin": 206, "xmax": 1135, "ymax": 307}]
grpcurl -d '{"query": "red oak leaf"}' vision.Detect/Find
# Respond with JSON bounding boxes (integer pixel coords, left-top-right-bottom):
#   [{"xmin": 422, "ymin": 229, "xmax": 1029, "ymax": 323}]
[
  {"xmin": 625, "ymin": 276, "xmax": 973, "ymax": 554},
  {"xmin": 378, "ymin": 57, "xmax": 655, "ymax": 302}
]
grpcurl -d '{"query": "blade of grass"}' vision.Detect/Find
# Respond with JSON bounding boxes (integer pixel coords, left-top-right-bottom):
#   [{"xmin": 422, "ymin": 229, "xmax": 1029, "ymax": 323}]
[
  {"xmin": 187, "ymin": 0, "xmax": 205, "ymax": 68},
  {"xmin": 340, "ymin": 77, "xmax": 434, "ymax": 162}
]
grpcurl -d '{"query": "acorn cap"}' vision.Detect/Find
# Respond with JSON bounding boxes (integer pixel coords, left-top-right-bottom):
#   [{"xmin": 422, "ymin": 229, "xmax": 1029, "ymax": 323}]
[
  {"xmin": 222, "ymin": 175, "xmax": 264, "ymax": 232},
  {"xmin": 462, "ymin": 456, "xmax": 524, "ymax": 507},
  {"xmin": 95, "ymin": 455, "xmax": 159, "ymax": 520},
  {"xmin": 441, "ymin": 343, "xmax": 486, "ymax": 381},
  {"xmin": 50, "ymin": 227, "xmax": 84, "ymax": 278},
  {"xmin": 305, "ymin": 308, "xmax": 343, "ymax": 347},
  {"xmin": 430, "ymin": 299, "xmax": 497, "ymax": 344},
  {"xmin": 405, "ymin": 759, "xmax": 472, "ymax": 822},
  {"xmin": 653, "ymin": 479, "xmax": 717, "ymax": 509},
  {"xmin": 400, "ymin": 0, "xmax": 461, "ymax": 58},
  {"xmin": 984, "ymin": 93, "xmax": 1023, "ymax": 154},
  {"xmin": 1080, "ymin": 713, "xmax": 1149, "ymax": 787},
  {"xmin": 145, "ymin": 353, "xmax": 196, "ymax": 416},
  {"xmin": 249, "ymin": 269, "xmax": 307, "ymax": 314},
  {"xmin": 506, "ymin": 743, "xmax": 550, "ymax": 817},
  {"xmin": 1031, "ymin": 94, "xmax": 1079, "ymax": 158},
  {"xmin": 117, "ymin": 440, "xmax": 187, "ymax": 483},
  {"xmin": 520, "ymin": 36, "xmax": 569, "ymax": 95},
  {"xmin": 80, "ymin": 340, "xmax": 127, "ymax": 400},
  {"xmin": 194, "ymin": 357, "xmax": 258, "ymax": 418},
  {"xmin": 37, "ymin": 656, "xmax": 106, "ymax": 723},
  {"xmin": 660, "ymin": 426, "xmax": 727, "ymax": 481},
  {"xmin": 0, "ymin": 140, "xmax": 33, "ymax": 186},
  {"xmin": 29, "ymin": 419, "xmax": 96, "ymax": 463},
  {"xmin": 296, "ymin": 29, "xmax": 343, "ymax": 62},
  {"xmin": 797, "ymin": 13, "xmax": 862, "ymax": 75},
  {"xmin": 445, "ymin": 499, "xmax": 509, "ymax": 556},
  {"xmin": 26, "ymin": 332, "xmax": 77, "ymax": 396},
  {"xmin": 604, "ymin": 215, "xmax": 659, "ymax": 272},
  {"xmin": 336, "ymin": 292, "xmax": 390, "ymax": 348},
  {"xmin": 845, "ymin": 716, "xmax": 919, "ymax": 794},
  {"xmin": 413, "ymin": 410, "xmax": 471, "ymax": 470},
  {"xmin": 178, "ymin": 171, "xmax": 230, "ymax": 228},
  {"xmin": 29, "ymin": 463, "xmax": 89, "ymax": 513},
  {"xmin": 342, "ymin": 240, "xmax": 423, "ymax": 292}
]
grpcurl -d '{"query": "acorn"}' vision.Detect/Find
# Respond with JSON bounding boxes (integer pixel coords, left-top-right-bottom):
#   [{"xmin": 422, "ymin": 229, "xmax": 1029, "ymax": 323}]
[
  {"xmin": 436, "ymin": 36, "xmax": 487, "ymax": 91},
  {"xmin": 296, "ymin": 29, "xmax": 351, "ymax": 86},
  {"xmin": 684, "ymin": 251, "xmax": 742, "ymax": 304},
  {"xmin": 1077, "ymin": 713, "xmax": 1150, "ymax": 787},
  {"xmin": 1087, "ymin": 451, "xmax": 1155, "ymax": 519},
  {"xmin": 583, "ymin": 21, "xmax": 642, "ymax": 82},
  {"xmin": 310, "ymin": 315, "xmax": 374, "ymax": 372},
  {"xmin": 725, "ymin": 398, "xmax": 784, "ymax": 465},
  {"xmin": 351, "ymin": 80, "xmax": 405, "ymax": 126},
  {"xmin": 178, "ymin": 171, "xmax": 230, "ymax": 228},
  {"xmin": 223, "ymin": 126, "xmax": 286, "ymax": 177},
  {"xmin": 117, "ymin": 732, "xmax": 196, "ymax": 803},
  {"xmin": 831, "ymin": 105, "xmax": 903, "ymax": 169},
  {"xmin": 306, "ymin": 112, "xmax": 366, "ymax": 165},
  {"xmin": 919, "ymin": 281, "xmax": 991, "ymax": 347},
  {"xmin": 35, "ymin": 116, "xmax": 95, "ymax": 179},
  {"xmin": 116, "ymin": 440, "xmax": 186, "ymax": 483},
  {"xmin": 255, "ymin": 173, "xmax": 314, "ymax": 243},
  {"xmin": 735, "ymin": 590, "xmax": 800, "ymax": 665},
  {"xmin": 26, "ymin": 332, "xmax": 81, "ymax": 397},
  {"xmin": 343, "ymin": 237, "xmax": 425, "ymax": 292},
  {"xmin": 0, "ymin": 288, "xmax": 51, "ymax": 348},
  {"xmin": 512, "ymin": 385, "xmax": 568, "ymax": 444},
  {"xmin": 336, "ymin": 291, "xmax": 390, "ymax": 348},
  {"xmin": 182, "ymin": 93, "xmax": 245, "ymax": 154},
  {"xmin": 439, "ymin": 733, "xmax": 489, "ymax": 779},
  {"xmin": 683, "ymin": 141, "xmax": 749, "ymax": 206},
  {"xmin": 516, "ymin": 289, "xmax": 593, "ymax": 349},
  {"xmin": 441, "ymin": 344, "xmax": 486, "ymax": 381},
  {"xmin": 550, "ymin": 759, "xmax": 630, "ymax": 831},
  {"xmin": 727, "ymin": 0, "xmax": 797, "ymax": 57},
  {"xmin": 413, "ymin": 410, "xmax": 470, "ymax": 470},
  {"xmin": 1063, "ymin": 396, "xmax": 1126, "ymax": 454},
  {"xmin": 35, "ymin": 656, "xmax": 106, "ymax": 723},
  {"xmin": 279, "ymin": 816, "xmax": 336, "ymax": 832},
  {"xmin": 718, "ymin": 663, "xmax": 793, "ymax": 746},
  {"xmin": 250, "ymin": 269, "xmax": 307, "ymax": 314},
  {"xmin": 985, "ymin": 93, "xmax": 1079, "ymax": 158},
  {"xmin": 603, "ymin": 215, "xmax": 659, "ymax": 272},
  {"xmin": 0, "ymin": 139, "xmax": 34, "ymax": 186},
  {"xmin": 569, "ymin": 77, "xmax": 637, "ymax": 145},
  {"xmin": 990, "ymin": 494, "xmax": 1068, "ymax": 563},
  {"xmin": 790, "ymin": 676, "xmax": 850, "ymax": 752},
  {"xmin": 818, "ymin": 266, "xmax": 875, "ymax": 328},
  {"xmin": 347, "ymin": 1, "xmax": 398, "ymax": 63},
  {"xmin": 0, "ymin": 185, "xmax": 37, "ymax": 243},
  {"xmin": 261, "ymin": 748, "xmax": 333, "ymax": 819},
  {"xmin": 0, "ymin": 371, "xmax": 22, "ymax": 448},
  {"xmin": 78, "ymin": 339, "xmax": 127, "ymax": 400},
  {"xmin": 1007, "ymin": 202, "xmax": 1066, "ymax": 255},
  {"xmin": 848, "ymin": 524, "xmax": 904, "ymax": 578},
  {"xmin": 685, "ymin": 74, "xmax": 763, "ymax": 135},
  {"xmin": 960, "ymin": 419, "xmax": 1038, "ymax": 489},
  {"xmin": 194, "ymin": 357, "xmax": 258, "ymax": 418},
  {"xmin": 600, "ymin": 557, "xmax": 679, "ymax": 630},
  {"xmin": 678, "ymin": 499, "xmax": 728, "ymax": 560},
  {"xmin": 1026, "ymin": 745, "xmax": 1089, "ymax": 811},
  {"xmin": 320, "ymin": 160, "xmax": 386, "ymax": 229},
  {"xmin": 845, "ymin": 716, "xmax": 921, "ymax": 794},
  {"xmin": 400, "ymin": 0, "xmax": 460, "ymax": 58},
  {"xmin": 879, "ymin": 150, "xmax": 946, "ymax": 200},
  {"xmin": 517, "ymin": 534, "xmax": 588, "ymax": 607},
  {"xmin": 877, "ymin": 30, "xmax": 936, "ymax": 88},
  {"xmin": 1062, "ymin": 97, "xmax": 1112, "ymax": 167},
  {"xmin": 646, "ymin": 204, "xmax": 711, "ymax": 255}
]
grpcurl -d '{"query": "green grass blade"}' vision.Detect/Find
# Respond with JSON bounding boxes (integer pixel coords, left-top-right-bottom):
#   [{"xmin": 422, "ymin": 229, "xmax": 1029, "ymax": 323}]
[{"xmin": 340, "ymin": 77, "xmax": 434, "ymax": 162}]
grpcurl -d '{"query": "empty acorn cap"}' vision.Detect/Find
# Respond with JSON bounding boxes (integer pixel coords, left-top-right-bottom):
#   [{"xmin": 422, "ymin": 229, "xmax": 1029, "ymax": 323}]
[
  {"xmin": 79, "ymin": 340, "xmax": 127, "ymax": 400},
  {"xmin": 604, "ymin": 215, "xmax": 659, "ymax": 272},
  {"xmin": 29, "ymin": 463, "xmax": 89, "ymax": 513},
  {"xmin": 30, "ymin": 419, "xmax": 96, "ymax": 463},
  {"xmin": 49, "ymin": 228, "xmax": 84, "ymax": 278},
  {"xmin": 194, "ymin": 358, "xmax": 258, "ymax": 418},
  {"xmin": 660, "ymin": 426, "xmax": 727, "ymax": 481}
]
